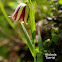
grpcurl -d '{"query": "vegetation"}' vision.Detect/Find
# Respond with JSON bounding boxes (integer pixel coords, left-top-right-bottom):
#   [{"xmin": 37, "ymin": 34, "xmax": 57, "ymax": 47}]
[{"xmin": 0, "ymin": 0, "xmax": 62, "ymax": 62}]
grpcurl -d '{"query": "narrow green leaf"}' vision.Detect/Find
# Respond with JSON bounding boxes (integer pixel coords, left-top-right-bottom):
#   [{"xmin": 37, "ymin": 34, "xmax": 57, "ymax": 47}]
[
  {"xmin": 38, "ymin": 28, "xmax": 43, "ymax": 50},
  {"xmin": 37, "ymin": 28, "xmax": 43, "ymax": 62},
  {"xmin": 29, "ymin": 3, "xmax": 36, "ymax": 62},
  {"xmin": 29, "ymin": 3, "xmax": 36, "ymax": 44},
  {"xmin": 20, "ymin": 22, "xmax": 34, "ymax": 57}
]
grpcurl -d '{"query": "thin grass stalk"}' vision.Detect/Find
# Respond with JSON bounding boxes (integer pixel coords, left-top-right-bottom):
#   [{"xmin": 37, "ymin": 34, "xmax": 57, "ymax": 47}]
[{"xmin": 0, "ymin": 0, "xmax": 15, "ymax": 29}]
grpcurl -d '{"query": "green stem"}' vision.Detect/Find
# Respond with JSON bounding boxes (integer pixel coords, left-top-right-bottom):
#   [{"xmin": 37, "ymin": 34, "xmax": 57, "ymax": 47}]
[{"xmin": 0, "ymin": 0, "xmax": 15, "ymax": 29}]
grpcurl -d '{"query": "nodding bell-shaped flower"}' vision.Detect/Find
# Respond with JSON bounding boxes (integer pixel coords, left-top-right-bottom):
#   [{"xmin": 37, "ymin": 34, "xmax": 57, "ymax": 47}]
[{"xmin": 9, "ymin": 3, "xmax": 29, "ymax": 23}]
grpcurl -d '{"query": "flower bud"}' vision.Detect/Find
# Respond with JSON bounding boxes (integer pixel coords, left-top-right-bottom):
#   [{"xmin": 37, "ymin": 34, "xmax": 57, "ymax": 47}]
[{"xmin": 10, "ymin": 3, "xmax": 29, "ymax": 23}]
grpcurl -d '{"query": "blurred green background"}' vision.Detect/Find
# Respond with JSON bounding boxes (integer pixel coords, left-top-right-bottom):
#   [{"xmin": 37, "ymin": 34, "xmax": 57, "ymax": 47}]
[{"xmin": 0, "ymin": 0, "xmax": 62, "ymax": 62}]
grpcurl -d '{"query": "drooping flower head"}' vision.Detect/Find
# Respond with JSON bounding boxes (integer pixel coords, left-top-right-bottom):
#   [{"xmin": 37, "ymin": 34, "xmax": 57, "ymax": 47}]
[{"xmin": 10, "ymin": 3, "xmax": 29, "ymax": 23}]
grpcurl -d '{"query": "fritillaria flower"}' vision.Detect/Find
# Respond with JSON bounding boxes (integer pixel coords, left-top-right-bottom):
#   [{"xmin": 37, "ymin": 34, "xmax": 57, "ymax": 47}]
[{"xmin": 10, "ymin": 3, "xmax": 29, "ymax": 23}]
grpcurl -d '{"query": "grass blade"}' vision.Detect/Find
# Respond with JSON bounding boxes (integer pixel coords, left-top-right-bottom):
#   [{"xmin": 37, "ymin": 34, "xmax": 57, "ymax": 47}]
[
  {"xmin": 29, "ymin": 4, "xmax": 36, "ymax": 44},
  {"xmin": 29, "ymin": 2, "xmax": 36, "ymax": 62},
  {"xmin": 20, "ymin": 22, "xmax": 34, "ymax": 57},
  {"xmin": 37, "ymin": 27, "xmax": 43, "ymax": 62}
]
